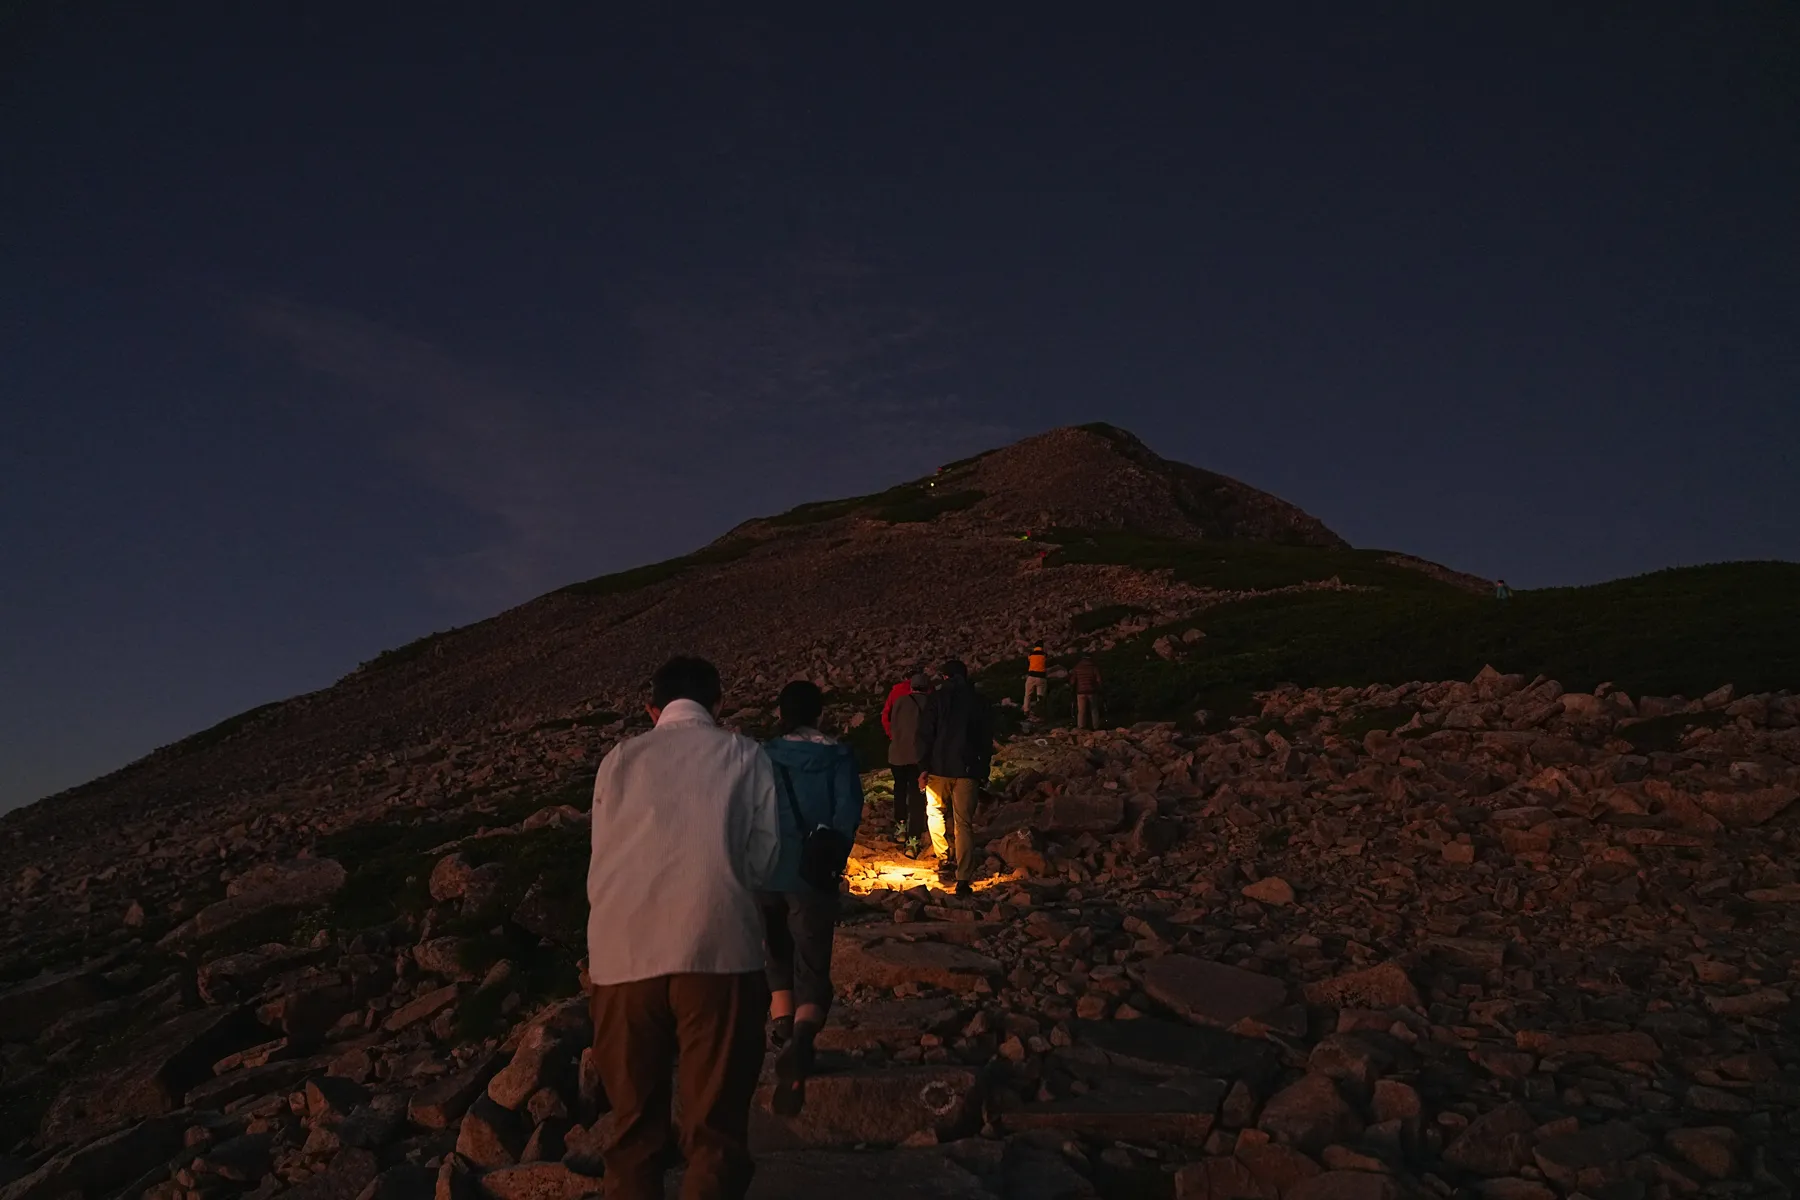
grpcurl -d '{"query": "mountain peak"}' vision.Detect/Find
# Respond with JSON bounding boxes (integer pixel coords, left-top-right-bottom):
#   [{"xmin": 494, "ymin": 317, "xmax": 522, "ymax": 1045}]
[{"xmin": 731, "ymin": 424, "xmax": 1344, "ymax": 548}]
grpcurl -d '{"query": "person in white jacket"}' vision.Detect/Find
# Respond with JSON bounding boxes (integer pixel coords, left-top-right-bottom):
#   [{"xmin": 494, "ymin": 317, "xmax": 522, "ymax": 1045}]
[{"xmin": 586, "ymin": 656, "xmax": 780, "ymax": 1200}]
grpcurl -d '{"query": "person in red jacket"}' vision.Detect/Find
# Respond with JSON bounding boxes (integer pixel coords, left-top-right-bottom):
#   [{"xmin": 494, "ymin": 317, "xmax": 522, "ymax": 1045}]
[{"xmin": 880, "ymin": 672, "xmax": 916, "ymax": 737}]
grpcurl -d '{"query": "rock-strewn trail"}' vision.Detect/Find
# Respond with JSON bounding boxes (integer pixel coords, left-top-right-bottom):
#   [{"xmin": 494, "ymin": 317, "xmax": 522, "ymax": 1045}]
[{"xmin": 5, "ymin": 668, "xmax": 1798, "ymax": 1199}]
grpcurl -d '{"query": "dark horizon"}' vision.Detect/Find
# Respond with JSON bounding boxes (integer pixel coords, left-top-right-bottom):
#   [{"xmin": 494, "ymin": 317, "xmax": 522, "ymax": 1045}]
[{"xmin": 4, "ymin": 2, "xmax": 1797, "ymax": 811}]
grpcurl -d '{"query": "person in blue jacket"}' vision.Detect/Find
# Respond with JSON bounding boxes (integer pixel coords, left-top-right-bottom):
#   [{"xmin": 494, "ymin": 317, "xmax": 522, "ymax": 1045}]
[{"xmin": 759, "ymin": 679, "xmax": 864, "ymax": 1116}]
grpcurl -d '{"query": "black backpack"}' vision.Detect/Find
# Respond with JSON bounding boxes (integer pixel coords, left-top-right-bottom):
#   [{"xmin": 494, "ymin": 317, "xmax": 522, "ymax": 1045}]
[{"xmin": 774, "ymin": 763, "xmax": 853, "ymax": 893}]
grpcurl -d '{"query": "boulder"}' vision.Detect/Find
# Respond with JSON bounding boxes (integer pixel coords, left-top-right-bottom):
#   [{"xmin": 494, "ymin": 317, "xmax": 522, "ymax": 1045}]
[
  {"xmin": 1302, "ymin": 962, "xmax": 1421, "ymax": 1011},
  {"xmin": 488, "ymin": 1023, "xmax": 578, "ymax": 1111},
  {"xmin": 1306, "ymin": 1033, "xmax": 1395, "ymax": 1089},
  {"xmin": 1256, "ymin": 1074, "xmax": 1360, "ymax": 1154},
  {"xmin": 408, "ymin": 1053, "xmax": 502, "ymax": 1129},
  {"xmin": 1532, "ymin": 1121, "xmax": 1652, "ymax": 1189},
  {"xmin": 413, "ymin": 938, "xmax": 476, "ymax": 981},
  {"xmin": 1444, "ymin": 1102, "xmax": 1537, "ymax": 1175},
  {"xmin": 993, "ymin": 829, "xmax": 1049, "ymax": 876},
  {"xmin": 1664, "ymin": 1126, "xmax": 1738, "ymax": 1180},
  {"xmin": 306, "ymin": 1075, "xmax": 373, "ymax": 1122},
  {"xmin": 1234, "ymin": 1142, "xmax": 1323, "ymax": 1199},
  {"xmin": 455, "ymin": 1096, "xmax": 527, "ymax": 1170},
  {"xmin": 1243, "ymin": 877, "xmax": 1295, "ymax": 906},
  {"xmin": 1697, "ymin": 786, "xmax": 1796, "ymax": 828}
]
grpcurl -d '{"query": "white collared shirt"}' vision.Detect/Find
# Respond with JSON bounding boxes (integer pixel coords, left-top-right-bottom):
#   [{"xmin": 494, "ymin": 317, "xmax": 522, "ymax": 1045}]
[{"xmin": 585, "ymin": 699, "xmax": 781, "ymax": 985}]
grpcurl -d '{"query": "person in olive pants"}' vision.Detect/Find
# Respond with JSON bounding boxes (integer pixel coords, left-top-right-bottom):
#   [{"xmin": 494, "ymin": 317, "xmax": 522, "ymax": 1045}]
[{"xmin": 916, "ymin": 659, "xmax": 994, "ymax": 897}]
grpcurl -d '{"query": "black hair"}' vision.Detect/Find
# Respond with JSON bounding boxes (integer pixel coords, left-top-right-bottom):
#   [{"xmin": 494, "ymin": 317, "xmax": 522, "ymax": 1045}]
[
  {"xmin": 651, "ymin": 656, "xmax": 723, "ymax": 710},
  {"xmin": 777, "ymin": 679, "xmax": 824, "ymax": 734},
  {"xmin": 940, "ymin": 658, "xmax": 968, "ymax": 679}
]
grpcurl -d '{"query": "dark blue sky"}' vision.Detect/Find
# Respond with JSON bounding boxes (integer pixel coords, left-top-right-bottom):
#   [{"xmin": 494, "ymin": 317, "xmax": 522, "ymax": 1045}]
[{"xmin": 3, "ymin": 3, "xmax": 1796, "ymax": 811}]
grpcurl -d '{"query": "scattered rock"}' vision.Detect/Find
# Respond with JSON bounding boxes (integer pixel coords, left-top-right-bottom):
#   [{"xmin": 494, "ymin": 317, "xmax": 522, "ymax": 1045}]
[
  {"xmin": 1243, "ymin": 877, "xmax": 1295, "ymax": 906},
  {"xmin": 1302, "ymin": 963, "xmax": 1421, "ymax": 1011}
]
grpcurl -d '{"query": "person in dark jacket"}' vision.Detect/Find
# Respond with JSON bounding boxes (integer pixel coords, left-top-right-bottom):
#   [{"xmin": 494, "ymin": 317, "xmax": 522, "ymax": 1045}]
[
  {"xmin": 886, "ymin": 671, "xmax": 930, "ymax": 855},
  {"xmin": 917, "ymin": 659, "xmax": 993, "ymax": 897},
  {"xmin": 760, "ymin": 680, "xmax": 864, "ymax": 1117}
]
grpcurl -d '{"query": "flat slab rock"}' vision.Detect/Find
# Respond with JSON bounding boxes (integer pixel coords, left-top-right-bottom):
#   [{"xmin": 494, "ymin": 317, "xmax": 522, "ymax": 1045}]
[
  {"xmin": 831, "ymin": 931, "xmax": 1002, "ymax": 992},
  {"xmin": 159, "ymin": 858, "xmax": 347, "ymax": 947},
  {"xmin": 0, "ymin": 1113, "xmax": 190, "ymax": 1200},
  {"xmin": 815, "ymin": 998, "xmax": 964, "ymax": 1052},
  {"xmin": 1071, "ymin": 1017, "xmax": 1279, "ymax": 1086},
  {"xmin": 38, "ymin": 1005, "xmax": 265, "ymax": 1145},
  {"xmin": 1136, "ymin": 955, "xmax": 1288, "ymax": 1027},
  {"xmin": 0, "ymin": 968, "xmax": 110, "ymax": 1040},
  {"xmin": 750, "ymin": 1065, "xmax": 979, "ymax": 1151},
  {"xmin": 1004, "ymin": 1077, "xmax": 1227, "ymax": 1144}
]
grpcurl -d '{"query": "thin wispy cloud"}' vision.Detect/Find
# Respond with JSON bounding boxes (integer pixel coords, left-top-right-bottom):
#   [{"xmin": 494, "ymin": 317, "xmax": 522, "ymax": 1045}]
[{"xmin": 245, "ymin": 258, "xmax": 1009, "ymax": 617}]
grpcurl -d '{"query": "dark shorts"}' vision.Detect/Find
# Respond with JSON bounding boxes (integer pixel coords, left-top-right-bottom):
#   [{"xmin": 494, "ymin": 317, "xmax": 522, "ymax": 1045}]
[{"xmin": 758, "ymin": 890, "xmax": 839, "ymax": 1012}]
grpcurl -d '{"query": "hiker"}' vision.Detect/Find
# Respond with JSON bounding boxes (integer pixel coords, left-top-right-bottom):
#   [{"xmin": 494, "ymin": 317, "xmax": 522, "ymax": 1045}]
[
  {"xmin": 918, "ymin": 659, "xmax": 994, "ymax": 897},
  {"xmin": 1494, "ymin": 578, "xmax": 1512, "ymax": 601},
  {"xmin": 585, "ymin": 656, "xmax": 779, "ymax": 1200},
  {"xmin": 759, "ymin": 680, "xmax": 864, "ymax": 1117},
  {"xmin": 879, "ymin": 670, "xmax": 915, "ymax": 737},
  {"xmin": 886, "ymin": 670, "xmax": 929, "ymax": 854},
  {"xmin": 1023, "ymin": 644, "xmax": 1049, "ymax": 716},
  {"xmin": 1072, "ymin": 657, "xmax": 1103, "ymax": 730}
]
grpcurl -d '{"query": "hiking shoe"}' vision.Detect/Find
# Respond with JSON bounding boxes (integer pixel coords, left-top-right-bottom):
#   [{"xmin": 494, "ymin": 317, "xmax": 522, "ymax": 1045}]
[
  {"xmin": 771, "ymin": 1029, "xmax": 815, "ymax": 1117},
  {"xmin": 955, "ymin": 881, "xmax": 974, "ymax": 898},
  {"xmin": 768, "ymin": 1015, "xmax": 794, "ymax": 1050},
  {"xmin": 891, "ymin": 822, "xmax": 907, "ymax": 842},
  {"xmin": 903, "ymin": 836, "xmax": 923, "ymax": 859}
]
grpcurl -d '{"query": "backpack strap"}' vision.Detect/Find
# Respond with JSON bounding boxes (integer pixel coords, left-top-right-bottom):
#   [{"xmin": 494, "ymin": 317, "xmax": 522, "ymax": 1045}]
[{"xmin": 773, "ymin": 763, "xmax": 808, "ymax": 832}]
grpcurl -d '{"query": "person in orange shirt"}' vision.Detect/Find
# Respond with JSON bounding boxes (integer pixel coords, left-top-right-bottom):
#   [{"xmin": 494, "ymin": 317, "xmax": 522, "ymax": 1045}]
[{"xmin": 1023, "ymin": 645, "xmax": 1049, "ymax": 716}]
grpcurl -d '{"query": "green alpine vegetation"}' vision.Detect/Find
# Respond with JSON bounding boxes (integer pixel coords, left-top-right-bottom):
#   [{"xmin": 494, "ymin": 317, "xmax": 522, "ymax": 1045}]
[{"xmin": 984, "ymin": 532, "xmax": 1799, "ymax": 731}]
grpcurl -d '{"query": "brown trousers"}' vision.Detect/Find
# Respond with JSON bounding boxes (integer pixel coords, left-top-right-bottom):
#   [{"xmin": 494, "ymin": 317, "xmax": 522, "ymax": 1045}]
[{"xmin": 589, "ymin": 971, "xmax": 769, "ymax": 1200}]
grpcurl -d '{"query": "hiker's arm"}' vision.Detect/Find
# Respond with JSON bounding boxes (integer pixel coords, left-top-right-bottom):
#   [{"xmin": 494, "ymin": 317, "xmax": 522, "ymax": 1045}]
[
  {"xmin": 742, "ymin": 750, "xmax": 781, "ymax": 889},
  {"xmin": 880, "ymin": 685, "xmax": 898, "ymax": 736},
  {"xmin": 916, "ymin": 699, "xmax": 938, "ymax": 773}
]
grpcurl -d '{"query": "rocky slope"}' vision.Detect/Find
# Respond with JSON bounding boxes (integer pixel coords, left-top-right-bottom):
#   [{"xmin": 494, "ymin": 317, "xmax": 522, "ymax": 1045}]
[
  {"xmin": 9, "ymin": 423, "xmax": 1800, "ymax": 1199},
  {"xmin": 0, "ymin": 426, "xmax": 1357, "ymax": 894},
  {"xmin": 3, "ymin": 669, "xmax": 1798, "ymax": 1200}
]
